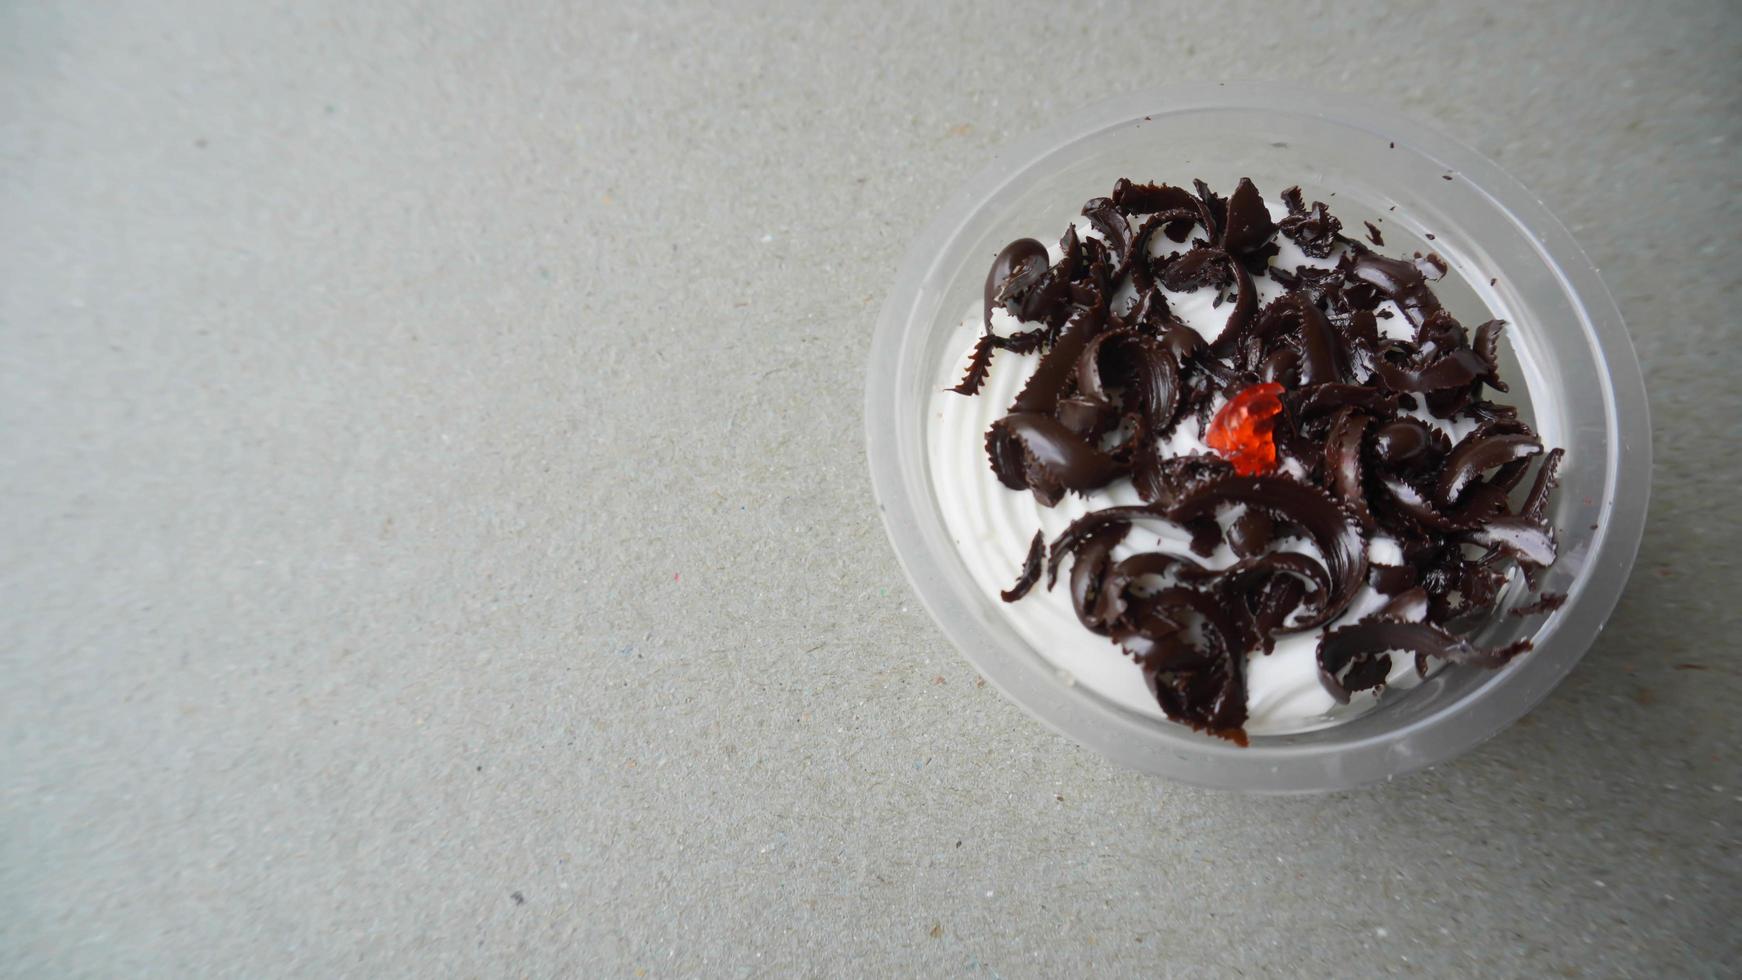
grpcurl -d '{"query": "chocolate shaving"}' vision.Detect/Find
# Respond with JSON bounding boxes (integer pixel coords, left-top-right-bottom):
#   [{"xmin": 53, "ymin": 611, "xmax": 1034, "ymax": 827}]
[
  {"xmin": 1278, "ymin": 189, "xmax": 1342, "ymax": 257},
  {"xmin": 1137, "ymin": 451, "xmax": 1233, "ymax": 507},
  {"xmin": 1068, "ymin": 524, "xmax": 1127, "ymax": 633},
  {"xmin": 1286, "ymin": 382, "xmax": 1399, "ymax": 421},
  {"xmin": 950, "ymin": 333, "xmax": 997, "ymax": 396},
  {"xmin": 1248, "ymin": 577, "xmax": 1308, "ymax": 649},
  {"xmin": 1378, "ymin": 476, "xmax": 1466, "ymax": 531},
  {"xmin": 957, "ymin": 178, "xmax": 1563, "ymax": 744},
  {"xmin": 1132, "ymin": 587, "xmax": 1249, "ymax": 742},
  {"xmin": 1324, "ymin": 409, "xmax": 1374, "ymax": 530},
  {"xmin": 1372, "ymin": 418, "xmax": 1434, "ymax": 466},
  {"xmin": 1077, "ymin": 330, "xmax": 1181, "ymax": 430},
  {"xmin": 1091, "ymin": 551, "xmax": 1201, "ymax": 632},
  {"xmin": 1466, "ymin": 517, "xmax": 1557, "ymax": 567},
  {"xmin": 1260, "ymin": 294, "xmax": 1346, "ymax": 385},
  {"xmin": 1009, "ymin": 303, "xmax": 1103, "ymax": 415},
  {"xmin": 1193, "ymin": 179, "xmax": 1228, "ymax": 238},
  {"xmin": 1228, "ymin": 507, "xmax": 1274, "ymax": 558},
  {"xmin": 1343, "ymin": 246, "xmax": 1444, "ymax": 326},
  {"xmin": 1471, "ymin": 319, "xmax": 1509, "ymax": 393},
  {"xmin": 1206, "ymin": 259, "xmax": 1256, "ymax": 355},
  {"xmin": 1509, "ymin": 591, "xmax": 1567, "ymax": 616},
  {"xmin": 1080, "ymin": 198, "xmax": 1131, "ymax": 265},
  {"xmin": 1318, "ymin": 620, "xmax": 1530, "ymax": 703},
  {"xmin": 986, "ymin": 413, "xmax": 1124, "ymax": 498},
  {"xmin": 1113, "ymin": 179, "xmax": 1205, "ymax": 242},
  {"xmin": 1373, "ymin": 347, "xmax": 1491, "ymax": 393},
  {"xmin": 1521, "ymin": 448, "xmax": 1564, "ymax": 523},
  {"xmin": 1436, "ymin": 432, "xmax": 1543, "ymax": 507},
  {"xmin": 992, "ymin": 327, "xmax": 1050, "ymax": 355},
  {"xmin": 1214, "ymin": 552, "xmax": 1332, "ymax": 633},
  {"xmin": 984, "ymin": 238, "xmax": 1050, "ymax": 333},
  {"xmin": 1000, "ymin": 531, "xmax": 1046, "ymax": 603},
  {"xmin": 1222, "ymin": 178, "xmax": 1278, "ymax": 261},
  {"xmin": 1157, "ymin": 246, "xmax": 1233, "ymax": 291},
  {"xmin": 1169, "ymin": 476, "xmax": 1367, "ymax": 628}
]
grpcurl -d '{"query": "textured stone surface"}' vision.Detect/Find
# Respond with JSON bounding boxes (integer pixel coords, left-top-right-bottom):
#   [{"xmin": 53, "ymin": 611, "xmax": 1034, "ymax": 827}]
[{"xmin": 2, "ymin": 0, "xmax": 1738, "ymax": 976}]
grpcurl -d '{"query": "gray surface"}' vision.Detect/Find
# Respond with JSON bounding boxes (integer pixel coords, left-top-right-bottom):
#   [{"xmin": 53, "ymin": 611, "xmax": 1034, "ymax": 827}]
[{"xmin": 2, "ymin": 0, "xmax": 1738, "ymax": 976}]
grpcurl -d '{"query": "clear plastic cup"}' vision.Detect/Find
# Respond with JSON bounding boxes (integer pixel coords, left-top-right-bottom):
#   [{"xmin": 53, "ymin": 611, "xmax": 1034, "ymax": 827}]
[{"xmin": 864, "ymin": 84, "xmax": 1650, "ymax": 793}]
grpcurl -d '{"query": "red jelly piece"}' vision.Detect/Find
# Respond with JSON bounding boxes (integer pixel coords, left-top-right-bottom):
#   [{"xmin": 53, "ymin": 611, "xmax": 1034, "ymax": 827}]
[{"xmin": 1205, "ymin": 382, "xmax": 1285, "ymax": 476}]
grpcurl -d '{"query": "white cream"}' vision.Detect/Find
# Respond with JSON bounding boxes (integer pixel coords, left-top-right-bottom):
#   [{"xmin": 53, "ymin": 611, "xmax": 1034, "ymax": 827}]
[{"xmin": 928, "ymin": 206, "xmax": 1453, "ymax": 735}]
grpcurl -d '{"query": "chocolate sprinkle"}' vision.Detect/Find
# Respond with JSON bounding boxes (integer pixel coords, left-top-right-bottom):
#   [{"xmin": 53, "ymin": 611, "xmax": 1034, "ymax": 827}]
[{"xmin": 956, "ymin": 178, "xmax": 1562, "ymax": 743}]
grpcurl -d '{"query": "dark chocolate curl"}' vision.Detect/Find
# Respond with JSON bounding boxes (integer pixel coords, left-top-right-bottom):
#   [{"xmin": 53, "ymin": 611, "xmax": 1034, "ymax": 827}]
[
  {"xmin": 986, "ymin": 413, "xmax": 1125, "ymax": 498},
  {"xmin": 1370, "ymin": 563, "xmax": 1418, "ymax": 595},
  {"xmin": 1168, "ymin": 476, "xmax": 1368, "ymax": 627},
  {"xmin": 1522, "ymin": 448, "xmax": 1564, "ymax": 524},
  {"xmin": 1076, "ymin": 330, "xmax": 1181, "ymax": 429},
  {"xmin": 1435, "ymin": 432, "xmax": 1543, "ymax": 507},
  {"xmin": 1110, "ymin": 608, "xmax": 1188, "ymax": 670},
  {"xmin": 1208, "ymin": 258, "xmax": 1256, "ymax": 355},
  {"xmin": 1136, "ymin": 588, "xmax": 1249, "ymax": 741},
  {"xmin": 950, "ymin": 333, "xmax": 997, "ymax": 396},
  {"xmin": 1080, "ymin": 198, "xmax": 1132, "ymax": 265},
  {"xmin": 1054, "ymin": 397, "xmax": 1115, "ymax": 437},
  {"xmin": 1248, "ymin": 577, "xmax": 1308, "ymax": 650},
  {"xmin": 1466, "ymin": 517, "xmax": 1557, "ymax": 567},
  {"xmin": 1372, "ymin": 418, "xmax": 1433, "ymax": 465},
  {"xmin": 1113, "ymin": 179, "xmax": 1201, "ymax": 222},
  {"xmin": 1318, "ymin": 620, "xmax": 1530, "ymax": 703},
  {"xmin": 1259, "ymin": 294, "xmax": 1345, "ymax": 385},
  {"xmin": 1471, "ymin": 319, "xmax": 1510, "ymax": 392},
  {"xmin": 1343, "ymin": 247, "xmax": 1445, "ymax": 326},
  {"xmin": 1014, "ymin": 233, "xmax": 1078, "ymax": 325},
  {"xmin": 1068, "ymin": 525, "xmax": 1128, "ymax": 634},
  {"xmin": 1324, "ymin": 409, "xmax": 1375, "ymax": 530},
  {"xmin": 1157, "ymin": 246, "xmax": 1233, "ymax": 291},
  {"xmin": 1373, "ymin": 348, "xmax": 1491, "ymax": 393},
  {"xmin": 1215, "ymin": 552, "xmax": 1332, "ymax": 632},
  {"xmin": 1000, "ymin": 531, "xmax": 1046, "ymax": 603},
  {"xmin": 984, "ymin": 238, "xmax": 1049, "ymax": 333},
  {"xmin": 1318, "ymin": 646, "xmax": 1393, "ymax": 703},
  {"xmin": 1227, "ymin": 507, "xmax": 1274, "ymax": 558},
  {"xmin": 1221, "ymin": 177, "xmax": 1277, "ymax": 256},
  {"xmin": 1287, "ymin": 383, "xmax": 1400, "ymax": 420},
  {"xmin": 1009, "ymin": 302, "xmax": 1106, "ymax": 414},
  {"xmin": 1378, "ymin": 476, "xmax": 1452, "ymax": 525},
  {"xmin": 1092, "ymin": 551, "xmax": 1208, "ymax": 630},
  {"xmin": 1277, "ymin": 192, "xmax": 1342, "ymax": 257}
]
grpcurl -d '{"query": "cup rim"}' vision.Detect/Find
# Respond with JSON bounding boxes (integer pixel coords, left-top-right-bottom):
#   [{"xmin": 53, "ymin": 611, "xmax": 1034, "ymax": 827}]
[{"xmin": 864, "ymin": 83, "xmax": 1651, "ymax": 792}]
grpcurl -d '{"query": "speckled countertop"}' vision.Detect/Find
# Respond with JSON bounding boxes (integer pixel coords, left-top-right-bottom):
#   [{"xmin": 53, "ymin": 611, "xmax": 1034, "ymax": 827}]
[{"xmin": 3, "ymin": 1, "xmax": 1738, "ymax": 976}]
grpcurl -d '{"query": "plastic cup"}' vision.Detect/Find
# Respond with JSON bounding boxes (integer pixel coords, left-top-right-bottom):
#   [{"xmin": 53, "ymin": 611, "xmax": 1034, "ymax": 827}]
[{"xmin": 864, "ymin": 84, "xmax": 1650, "ymax": 793}]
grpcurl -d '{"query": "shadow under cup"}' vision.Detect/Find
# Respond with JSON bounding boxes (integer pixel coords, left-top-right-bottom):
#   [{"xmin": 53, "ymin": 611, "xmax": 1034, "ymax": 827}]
[{"xmin": 866, "ymin": 85, "xmax": 1650, "ymax": 793}]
